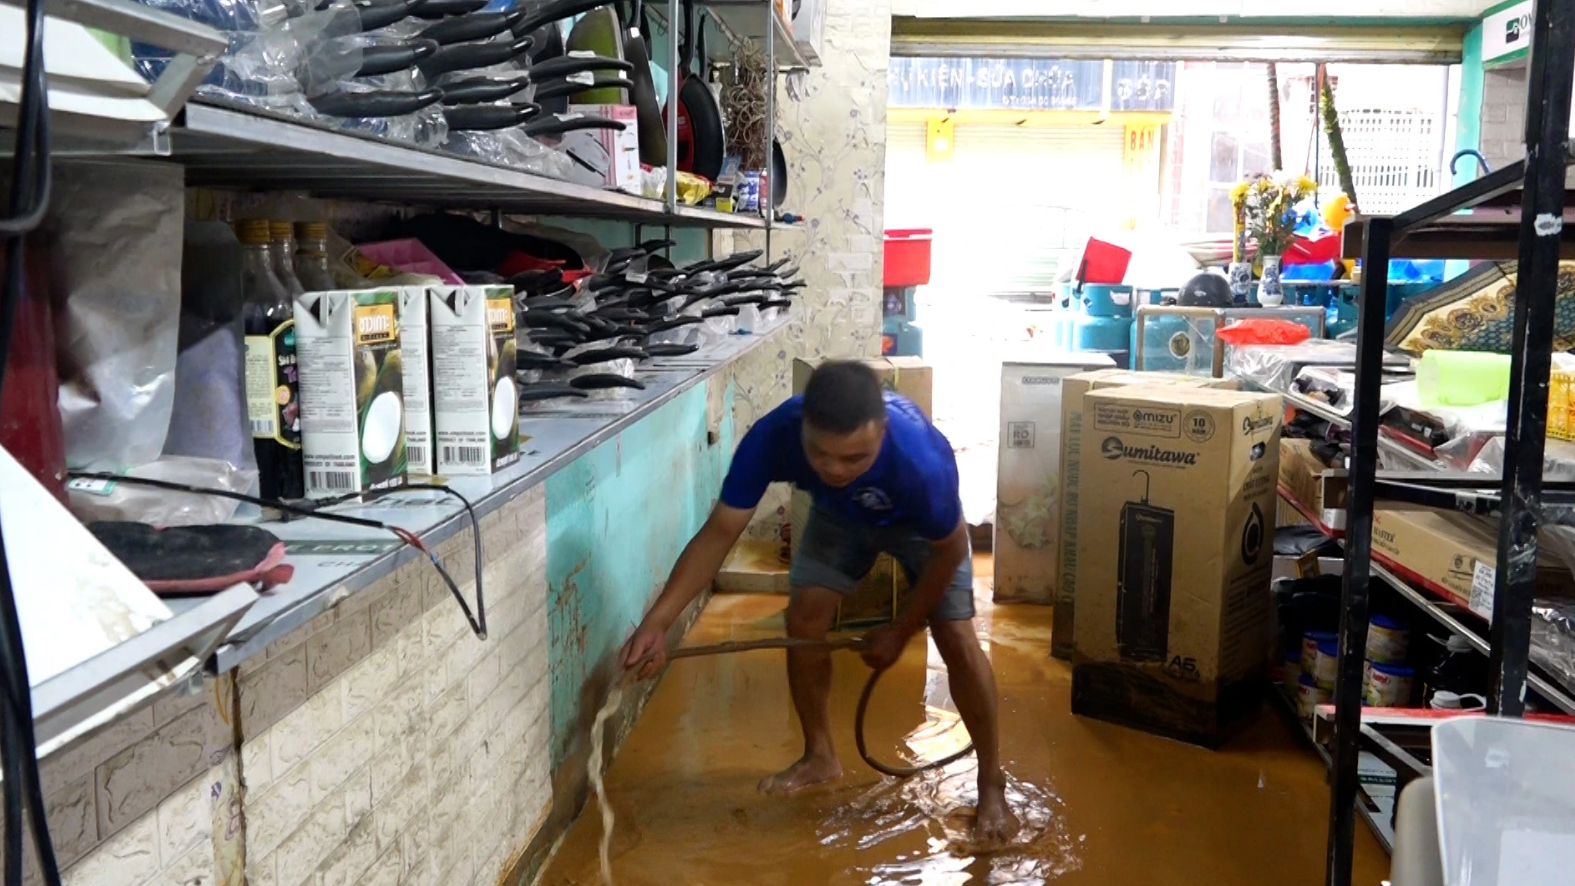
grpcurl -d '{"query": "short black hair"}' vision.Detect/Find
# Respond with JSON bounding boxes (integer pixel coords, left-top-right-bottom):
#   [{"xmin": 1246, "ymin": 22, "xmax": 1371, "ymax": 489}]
[{"xmin": 802, "ymin": 360, "xmax": 886, "ymax": 434}]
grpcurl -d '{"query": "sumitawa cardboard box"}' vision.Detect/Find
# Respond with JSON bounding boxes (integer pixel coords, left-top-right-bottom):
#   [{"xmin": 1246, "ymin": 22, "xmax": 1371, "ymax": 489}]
[
  {"xmin": 1071, "ymin": 384, "xmax": 1281, "ymax": 747},
  {"xmin": 1053, "ymin": 369, "xmax": 1239, "ymax": 659},
  {"xmin": 789, "ymin": 357, "xmax": 934, "ymax": 627},
  {"xmin": 294, "ymin": 289, "xmax": 409, "ymax": 499},
  {"xmin": 993, "ymin": 356, "xmax": 1115, "ymax": 605}
]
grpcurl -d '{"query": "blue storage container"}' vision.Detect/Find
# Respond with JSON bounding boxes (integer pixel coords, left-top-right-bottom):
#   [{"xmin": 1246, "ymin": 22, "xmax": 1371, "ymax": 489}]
[
  {"xmin": 881, "ymin": 317, "xmax": 924, "ymax": 357},
  {"xmin": 1078, "ymin": 284, "xmax": 1135, "ymax": 318},
  {"xmin": 1073, "ymin": 314, "xmax": 1133, "ymax": 352}
]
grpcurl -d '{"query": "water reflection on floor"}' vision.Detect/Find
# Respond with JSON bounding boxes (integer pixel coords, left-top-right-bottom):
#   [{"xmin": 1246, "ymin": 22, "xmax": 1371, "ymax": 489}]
[{"xmin": 539, "ymin": 566, "xmax": 1389, "ymax": 886}]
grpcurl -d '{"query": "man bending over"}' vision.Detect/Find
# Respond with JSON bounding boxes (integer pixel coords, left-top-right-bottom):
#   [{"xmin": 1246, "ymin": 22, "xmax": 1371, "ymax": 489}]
[{"xmin": 621, "ymin": 360, "xmax": 1019, "ymax": 843}]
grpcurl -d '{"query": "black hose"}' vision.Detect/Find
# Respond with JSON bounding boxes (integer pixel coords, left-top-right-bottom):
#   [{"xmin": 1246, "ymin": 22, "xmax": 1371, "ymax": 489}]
[{"xmin": 663, "ymin": 637, "xmax": 975, "ymax": 777}]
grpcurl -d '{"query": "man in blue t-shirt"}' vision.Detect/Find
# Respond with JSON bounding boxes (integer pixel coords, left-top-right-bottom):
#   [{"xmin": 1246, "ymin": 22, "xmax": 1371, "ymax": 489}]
[{"xmin": 621, "ymin": 360, "xmax": 1019, "ymax": 844}]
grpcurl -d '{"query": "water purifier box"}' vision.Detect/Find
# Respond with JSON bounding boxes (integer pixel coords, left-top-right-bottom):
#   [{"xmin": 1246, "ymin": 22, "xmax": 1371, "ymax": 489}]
[
  {"xmin": 1070, "ymin": 385, "xmax": 1281, "ymax": 747},
  {"xmin": 1052, "ymin": 370, "xmax": 1238, "ymax": 659},
  {"xmin": 994, "ymin": 356, "xmax": 1115, "ymax": 606}
]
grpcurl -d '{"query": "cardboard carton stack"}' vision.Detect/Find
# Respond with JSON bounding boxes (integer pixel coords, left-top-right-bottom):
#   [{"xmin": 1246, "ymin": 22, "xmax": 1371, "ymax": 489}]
[
  {"xmin": 1052, "ymin": 370, "xmax": 1239, "ymax": 658},
  {"xmin": 1069, "ymin": 384, "xmax": 1282, "ymax": 747}
]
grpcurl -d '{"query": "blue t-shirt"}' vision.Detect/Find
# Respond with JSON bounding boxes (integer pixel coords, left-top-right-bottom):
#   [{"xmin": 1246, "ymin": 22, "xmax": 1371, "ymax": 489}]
[{"xmin": 718, "ymin": 393, "xmax": 961, "ymax": 540}]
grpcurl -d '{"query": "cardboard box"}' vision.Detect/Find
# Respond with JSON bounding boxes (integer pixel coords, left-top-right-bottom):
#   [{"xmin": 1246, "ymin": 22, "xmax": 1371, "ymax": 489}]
[
  {"xmin": 1277, "ymin": 438, "xmax": 1347, "ymax": 533},
  {"xmin": 1052, "ymin": 370, "xmax": 1239, "ymax": 658},
  {"xmin": 430, "ymin": 285, "xmax": 520, "ymax": 475},
  {"xmin": 1071, "ymin": 385, "xmax": 1282, "ymax": 747},
  {"xmin": 294, "ymin": 289, "xmax": 409, "ymax": 499},
  {"xmin": 563, "ymin": 104, "xmax": 640, "ymax": 194},
  {"xmin": 1370, "ymin": 509, "xmax": 1575, "ymax": 618},
  {"xmin": 993, "ymin": 356, "xmax": 1115, "ymax": 605},
  {"xmin": 396, "ymin": 286, "xmax": 434, "ymax": 478},
  {"xmin": 789, "ymin": 357, "xmax": 934, "ymax": 626}
]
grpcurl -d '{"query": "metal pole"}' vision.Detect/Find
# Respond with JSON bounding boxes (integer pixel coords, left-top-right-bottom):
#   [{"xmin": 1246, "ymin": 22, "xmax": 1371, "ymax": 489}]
[
  {"xmin": 665, "ymin": 0, "xmax": 680, "ymax": 214},
  {"xmin": 1324, "ymin": 216, "xmax": 1392, "ymax": 886},
  {"xmin": 764, "ymin": 0, "xmax": 775, "ymax": 260},
  {"xmin": 1492, "ymin": 0, "xmax": 1575, "ymax": 717}
]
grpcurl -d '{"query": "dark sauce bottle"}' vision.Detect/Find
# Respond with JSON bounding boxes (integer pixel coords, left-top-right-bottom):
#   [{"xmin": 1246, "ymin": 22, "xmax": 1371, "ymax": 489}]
[{"xmin": 237, "ymin": 219, "xmax": 304, "ymax": 500}]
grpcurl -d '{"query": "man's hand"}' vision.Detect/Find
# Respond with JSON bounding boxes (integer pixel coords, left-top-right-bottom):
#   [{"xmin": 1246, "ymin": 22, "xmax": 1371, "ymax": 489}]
[
  {"xmin": 860, "ymin": 624, "xmax": 909, "ymax": 672},
  {"xmin": 621, "ymin": 623, "xmax": 668, "ymax": 680}
]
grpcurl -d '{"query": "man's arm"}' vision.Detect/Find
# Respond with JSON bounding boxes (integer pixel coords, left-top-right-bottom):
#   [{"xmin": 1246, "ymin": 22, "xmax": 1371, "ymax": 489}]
[
  {"xmin": 621, "ymin": 502, "xmax": 755, "ymax": 677},
  {"xmin": 861, "ymin": 516, "xmax": 968, "ymax": 671}
]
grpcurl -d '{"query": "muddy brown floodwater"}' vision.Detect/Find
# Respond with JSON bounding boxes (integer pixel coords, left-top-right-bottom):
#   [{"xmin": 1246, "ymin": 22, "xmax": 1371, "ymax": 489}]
[{"xmin": 540, "ymin": 560, "xmax": 1390, "ymax": 886}]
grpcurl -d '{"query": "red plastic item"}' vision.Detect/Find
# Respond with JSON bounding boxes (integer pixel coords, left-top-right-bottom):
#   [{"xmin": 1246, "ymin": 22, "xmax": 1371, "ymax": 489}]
[
  {"xmin": 883, "ymin": 229, "xmax": 933, "ymax": 288},
  {"xmin": 0, "ymin": 244, "xmax": 66, "ymax": 503},
  {"xmin": 495, "ymin": 251, "xmax": 592, "ymax": 285},
  {"xmin": 1075, "ymin": 237, "xmax": 1132, "ymax": 285},
  {"xmin": 1283, "ymin": 230, "xmax": 1342, "ymax": 265},
  {"xmin": 1216, "ymin": 318, "xmax": 1312, "ymax": 346}
]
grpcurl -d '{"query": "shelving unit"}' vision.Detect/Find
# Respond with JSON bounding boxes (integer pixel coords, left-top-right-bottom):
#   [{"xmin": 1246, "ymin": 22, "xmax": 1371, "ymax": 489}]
[
  {"xmin": 701, "ymin": 0, "xmax": 808, "ymax": 70},
  {"xmin": 166, "ymin": 101, "xmax": 767, "ymax": 229},
  {"xmin": 1323, "ymin": 0, "xmax": 1575, "ymax": 879}
]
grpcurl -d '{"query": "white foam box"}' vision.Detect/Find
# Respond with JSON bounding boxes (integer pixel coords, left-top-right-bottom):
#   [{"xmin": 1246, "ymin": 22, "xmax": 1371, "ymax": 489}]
[
  {"xmin": 564, "ymin": 104, "xmax": 640, "ymax": 194},
  {"xmin": 993, "ymin": 356, "xmax": 1115, "ymax": 605}
]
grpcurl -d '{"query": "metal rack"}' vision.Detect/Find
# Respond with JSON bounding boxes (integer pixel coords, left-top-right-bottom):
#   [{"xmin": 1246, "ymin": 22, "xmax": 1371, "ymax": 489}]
[{"xmin": 1326, "ymin": 0, "xmax": 1575, "ymax": 881}]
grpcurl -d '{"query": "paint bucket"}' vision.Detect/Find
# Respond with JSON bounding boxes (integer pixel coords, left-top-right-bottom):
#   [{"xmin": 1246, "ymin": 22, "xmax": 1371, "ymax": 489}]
[
  {"xmin": 1363, "ymin": 661, "xmax": 1416, "ymax": 707},
  {"xmin": 1283, "ymin": 650, "xmax": 1302, "ymax": 688},
  {"xmin": 1366, "ymin": 614, "xmax": 1410, "ymax": 665},
  {"xmin": 1297, "ymin": 674, "xmax": 1330, "ymax": 722},
  {"xmin": 1302, "ymin": 629, "xmax": 1336, "ymax": 678},
  {"xmin": 1314, "ymin": 638, "xmax": 1341, "ymax": 691}
]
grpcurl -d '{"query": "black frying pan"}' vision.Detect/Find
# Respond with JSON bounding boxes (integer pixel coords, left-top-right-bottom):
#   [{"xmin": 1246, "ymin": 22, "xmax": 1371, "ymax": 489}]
[
  {"xmin": 417, "ymin": 8, "xmax": 529, "ymax": 45},
  {"xmin": 309, "ymin": 87, "xmax": 443, "ymax": 117},
  {"xmin": 668, "ymin": 1, "xmax": 724, "ymax": 180},
  {"xmin": 439, "ymin": 75, "xmax": 532, "ymax": 105},
  {"xmin": 623, "ymin": 0, "xmax": 667, "ymax": 167},
  {"xmin": 354, "ymin": 39, "xmax": 439, "ymax": 77},
  {"xmin": 418, "ymin": 34, "xmax": 534, "ymax": 77},
  {"xmin": 772, "ymin": 138, "xmax": 787, "ymax": 209},
  {"xmin": 410, "ymin": 0, "xmax": 486, "ymax": 19},
  {"xmin": 348, "ymin": 0, "xmax": 429, "ymax": 31}
]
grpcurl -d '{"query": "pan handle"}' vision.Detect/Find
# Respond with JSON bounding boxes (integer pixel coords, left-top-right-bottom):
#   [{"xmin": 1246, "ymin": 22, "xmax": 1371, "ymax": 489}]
[
  {"xmin": 680, "ymin": 0, "xmax": 695, "ymax": 71},
  {"xmin": 523, "ymin": 113, "xmax": 628, "ymax": 137},
  {"xmin": 530, "ymin": 53, "xmax": 635, "ymax": 81},
  {"xmin": 531, "ymin": 76, "xmax": 629, "ymax": 102},
  {"xmin": 515, "ymin": 0, "xmax": 618, "ymax": 37}
]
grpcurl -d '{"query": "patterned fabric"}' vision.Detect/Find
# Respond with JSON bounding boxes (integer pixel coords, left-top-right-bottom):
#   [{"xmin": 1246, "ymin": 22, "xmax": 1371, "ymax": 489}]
[{"xmin": 1386, "ymin": 260, "xmax": 1575, "ymax": 355}]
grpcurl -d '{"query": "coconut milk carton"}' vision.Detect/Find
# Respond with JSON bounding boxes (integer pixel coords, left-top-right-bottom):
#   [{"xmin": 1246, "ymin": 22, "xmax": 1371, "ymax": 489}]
[
  {"xmin": 396, "ymin": 286, "xmax": 434, "ymax": 478},
  {"xmin": 294, "ymin": 289, "xmax": 409, "ymax": 498},
  {"xmin": 430, "ymin": 285, "xmax": 520, "ymax": 475}
]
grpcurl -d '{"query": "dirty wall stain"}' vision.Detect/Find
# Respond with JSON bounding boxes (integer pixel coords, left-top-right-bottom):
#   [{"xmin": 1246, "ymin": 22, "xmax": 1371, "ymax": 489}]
[{"xmin": 545, "ymin": 381, "xmax": 736, "ymax": 766}]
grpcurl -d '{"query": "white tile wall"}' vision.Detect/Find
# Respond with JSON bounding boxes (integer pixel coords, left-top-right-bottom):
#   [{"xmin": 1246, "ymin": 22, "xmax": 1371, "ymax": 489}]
[{"xmin": 22, "ymin": 484, "xmax": 552, "ymax": 886}]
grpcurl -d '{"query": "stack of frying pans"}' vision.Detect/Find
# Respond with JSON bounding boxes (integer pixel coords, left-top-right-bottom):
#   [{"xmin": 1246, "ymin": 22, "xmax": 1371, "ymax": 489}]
[
  {"xmin": 511, "ymin": 244, "xmax": 803, "ymax": 403},
  {"xmin": 301, "ymin": 0, "xmax": 635, "ymax": 145}
]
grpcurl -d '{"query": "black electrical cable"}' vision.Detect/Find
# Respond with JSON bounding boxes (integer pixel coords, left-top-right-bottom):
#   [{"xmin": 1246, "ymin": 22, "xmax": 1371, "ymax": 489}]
[
  {"xmin": 0, "ymin": 0, "xmax": 63, "ymax": 879},
  {"xmin": 66, "ymin": 473, "xmax": 488, "ymax": 639}
]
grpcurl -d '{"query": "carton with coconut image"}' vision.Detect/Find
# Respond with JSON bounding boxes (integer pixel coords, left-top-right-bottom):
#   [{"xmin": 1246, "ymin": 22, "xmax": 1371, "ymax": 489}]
[
  {"xmin": 294, "ymin": 289, "xmax": 409, "ymax": 499},
  {"xmin": 396, "ymin": 286, "xmax": 434, "ymax": 478},
  {"xmin": 430, "ymin": 285, "xmax": 520, "ymax": 475}
]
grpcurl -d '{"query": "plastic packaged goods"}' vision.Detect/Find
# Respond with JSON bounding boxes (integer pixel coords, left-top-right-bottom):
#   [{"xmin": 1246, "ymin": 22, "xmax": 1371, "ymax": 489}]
[
  {"xmin": 66, "ymin": 456, "xmax": 256, "ymax": 525},
  {"xmin": 237, "ymin": 218, "xmax": 305, "ymax": 500},
  {"xmin": 48, "ymin": 160, "xmax": 183, "ymax": 473}
]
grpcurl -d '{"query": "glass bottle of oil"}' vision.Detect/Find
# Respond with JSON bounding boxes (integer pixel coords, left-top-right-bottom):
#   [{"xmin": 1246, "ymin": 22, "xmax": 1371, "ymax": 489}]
[
  {"xmin": 237, "ymin": 218, "xmax": 304, "ymax": 500},
  {"xmin": 293, "ymin": 221, "xmax": 338, "ymax": 292},
  {"xmin": 269, "ymin": 221, "xmax": 306, "ymax": 297}
]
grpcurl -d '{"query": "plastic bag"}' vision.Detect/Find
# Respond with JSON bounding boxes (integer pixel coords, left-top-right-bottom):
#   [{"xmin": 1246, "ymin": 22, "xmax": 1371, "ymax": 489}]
[
  {"xmin": 66, "ymin": 456, "xmax": 257, "ymax": 526},
  {"xmin": 47, "ymin": 160, "xmax": 184, "ymax": 472},
  {"xmin": 1216, "ymin": 318, "xmax": 1312, "ymax": 346}
]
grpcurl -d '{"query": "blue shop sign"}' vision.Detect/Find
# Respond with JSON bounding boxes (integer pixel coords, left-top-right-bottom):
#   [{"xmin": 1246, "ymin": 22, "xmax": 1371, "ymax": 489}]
[{"xmin": 888, "ymin": 57, "xmax": 1176, "ymax": 112}]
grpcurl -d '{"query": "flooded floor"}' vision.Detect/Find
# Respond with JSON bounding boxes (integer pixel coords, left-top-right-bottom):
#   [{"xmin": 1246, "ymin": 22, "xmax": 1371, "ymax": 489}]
[{"xmin": 540, "ymin": 561, "xmax": 1390, "ymax": 886}]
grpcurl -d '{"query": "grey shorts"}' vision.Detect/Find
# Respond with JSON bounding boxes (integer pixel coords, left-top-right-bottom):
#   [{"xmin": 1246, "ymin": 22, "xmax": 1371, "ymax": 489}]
[{"xmin": 788, "ymin": 504, "xmax": 975, "ymax": 622}]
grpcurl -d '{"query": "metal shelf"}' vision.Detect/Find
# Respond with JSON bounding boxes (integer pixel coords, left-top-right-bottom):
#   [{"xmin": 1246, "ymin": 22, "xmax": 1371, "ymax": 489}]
[
  {"xmin": 163, "ymin": 101, "xmax": 768, "ymax": 228},
  {"xmin": 699, "ymin": 0, "xmax": 809, "ymax": 71},
  {"xmin": 1282, "ymin": 390, "xmax": 1442, "ymax": 472},
  {"xmin": 1266, "ymin": 684, "xmax": 1396, "ymax": 854}
]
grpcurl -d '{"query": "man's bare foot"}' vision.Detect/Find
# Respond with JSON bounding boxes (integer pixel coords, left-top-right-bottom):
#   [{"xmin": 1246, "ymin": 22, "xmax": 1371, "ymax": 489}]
[
  {"xmin": 757, "ymin": 753, "xmax": 842, "ymax": 795},
  {"xmin": 973, "ymin": 781, "xmax": 1021, "ymax": 846}
]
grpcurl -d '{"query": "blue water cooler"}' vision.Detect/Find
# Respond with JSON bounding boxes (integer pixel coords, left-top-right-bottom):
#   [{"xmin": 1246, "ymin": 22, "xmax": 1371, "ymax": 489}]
[{"xmin": 882, "ymin": 286, "xmax": 923, "ymax": 356}]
